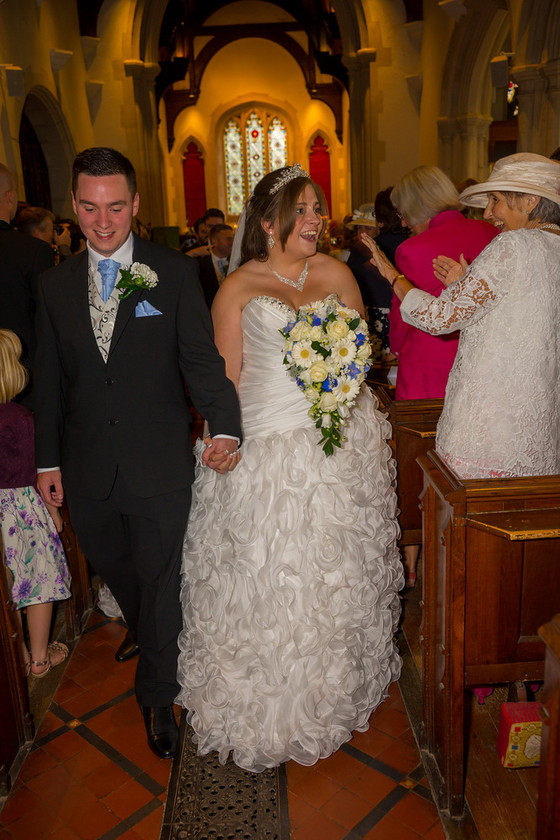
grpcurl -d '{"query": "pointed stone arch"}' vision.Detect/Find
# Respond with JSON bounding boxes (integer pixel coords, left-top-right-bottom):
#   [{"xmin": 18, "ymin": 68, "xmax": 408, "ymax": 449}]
[
  {"xmin": 20, "ymin": 86, "xmax": 75, "ymax": 216},
  {"xmin": 438, "ymin": 1, "xmax": 509, "ymax": 181}
]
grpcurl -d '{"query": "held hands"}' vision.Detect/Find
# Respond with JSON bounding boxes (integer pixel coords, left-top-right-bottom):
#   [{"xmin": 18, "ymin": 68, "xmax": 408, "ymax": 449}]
[
  {"xmin": 202, "ymin": 436, "xmax": 241, "ymax": 473},
  {"xmin": 359, "ymin": 232, "xmax": 398, "ymax": 284},
  {"xmin": 433, "ymin": 254, "xmax": 468, "ymax": 287},
  {"xmin": 37, "ymin": 469, "xmax": 64, "ymax": 508}
]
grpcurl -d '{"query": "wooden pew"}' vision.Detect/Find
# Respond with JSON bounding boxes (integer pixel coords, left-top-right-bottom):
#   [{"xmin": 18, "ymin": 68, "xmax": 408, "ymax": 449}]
[
  {"xmin": 537, "ymin": 614, "xmax": 560, "ymax": 840},
  {"xmin": 0, "ymin": 535, "xmax": 33, "ymax": 795},
  {"xmin": 375, "ymin": 387, "xmax": 443, "ymax": 548},
  {"xmin": 418, "ymin": 450, "xmax": 560, "ymax": 817},
  {"xmin": 58, "ymin": 502, "xmax": 93, "ymax": 640}
]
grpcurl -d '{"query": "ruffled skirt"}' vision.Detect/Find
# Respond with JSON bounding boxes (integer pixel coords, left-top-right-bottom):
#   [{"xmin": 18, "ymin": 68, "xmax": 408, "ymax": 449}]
[{"xmin": 176, "ymin": 387, "xmax": 403, "ymax": 771}]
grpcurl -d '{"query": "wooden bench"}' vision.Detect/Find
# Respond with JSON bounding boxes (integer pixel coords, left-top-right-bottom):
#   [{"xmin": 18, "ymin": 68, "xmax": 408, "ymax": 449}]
[
  {"xmin": 538, "ymin": 613, "xmax": 560, "ymax": 840},
  {"xmin": 418, "ymin": 450, "xmax": 560, "ymax": 817},
  {"xmin": 375, "ymin": 388, "xmax": 443, "ymax": 547}
]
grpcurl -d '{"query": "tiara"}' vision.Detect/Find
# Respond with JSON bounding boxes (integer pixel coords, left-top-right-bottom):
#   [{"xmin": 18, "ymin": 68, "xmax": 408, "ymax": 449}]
[{"xmin": 269, "ymin": 163, "xmax": 309, "ymax": 195}]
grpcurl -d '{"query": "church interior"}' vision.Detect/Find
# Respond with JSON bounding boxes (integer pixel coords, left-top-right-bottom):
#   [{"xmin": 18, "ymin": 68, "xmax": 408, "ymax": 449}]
[{"xmin": 1, "ymin": 1, "xmax": 560, "ymax": 839}]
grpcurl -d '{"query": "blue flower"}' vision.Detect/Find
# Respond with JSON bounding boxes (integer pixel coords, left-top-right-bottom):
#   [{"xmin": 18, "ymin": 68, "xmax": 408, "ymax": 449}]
[
  {"xmin": 355, "ymin": 332, "xmax": 366, "ymax": 347},
  {"xmin": 312, "ymin": 316, "xmax": 322, "ymax": 326},
  {"xmin": 347, "ymin": 362, "xmax": 362, "ymax": 378},
  {"xmin": 15, "ymin": 580, "xmax": 32, "ymax": 601}
]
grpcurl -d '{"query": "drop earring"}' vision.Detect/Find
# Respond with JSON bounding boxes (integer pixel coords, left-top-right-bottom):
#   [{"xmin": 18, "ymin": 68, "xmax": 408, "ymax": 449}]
[{"xmin": 267, "ymin": 233, "xmax": 275, "ymax": 249}]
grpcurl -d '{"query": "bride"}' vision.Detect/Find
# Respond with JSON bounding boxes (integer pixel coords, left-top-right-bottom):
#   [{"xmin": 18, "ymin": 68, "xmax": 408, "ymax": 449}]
[{"xmin": 176, "ymin": 165, "xmax": 403, "ymax": 772}]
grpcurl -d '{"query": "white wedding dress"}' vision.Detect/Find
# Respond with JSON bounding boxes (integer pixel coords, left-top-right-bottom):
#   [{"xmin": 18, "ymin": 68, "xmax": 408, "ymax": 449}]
[{"xmin": 176, "ymin": 295, "xmax": 403, "ymax": 772}]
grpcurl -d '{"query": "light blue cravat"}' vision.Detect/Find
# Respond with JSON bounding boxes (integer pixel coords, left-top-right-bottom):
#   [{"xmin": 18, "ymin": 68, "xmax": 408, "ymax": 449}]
[{"xmin": 98, "ymin": 258, "xmax": 120, "ymax": 303}]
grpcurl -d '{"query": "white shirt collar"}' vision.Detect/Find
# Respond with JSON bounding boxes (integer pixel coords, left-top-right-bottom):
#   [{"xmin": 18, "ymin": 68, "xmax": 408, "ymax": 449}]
[
  {"xmin": 88, "ymin": 233, "xmax": 134, "ymax": 292},
  {"xmin": 88, "ymin": 233, "xmax": 134, "ymax": 273}
]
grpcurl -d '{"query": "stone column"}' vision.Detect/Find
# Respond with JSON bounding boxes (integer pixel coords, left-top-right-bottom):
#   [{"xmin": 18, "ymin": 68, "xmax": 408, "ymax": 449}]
[
  {"xmin": 511, "ymin": 63, "xmax": 547, "ymax": 153},
  {"xmin": 123, "ymin": 60, "xmax": 165, "ymax": 224},
  {"xmin": 343, "ymin": 48, "xmax": 377, "ymax": 209},
  {"xmin": 438, "ymin": 114, "xmax": 493, "ymax": 182},
  {"xmin": 541, "ymin": 58, "xmax": 560, "ymax": 155}
]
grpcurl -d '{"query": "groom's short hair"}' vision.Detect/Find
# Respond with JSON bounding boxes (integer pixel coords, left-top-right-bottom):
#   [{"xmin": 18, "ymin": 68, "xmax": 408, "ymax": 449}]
[{"xmin": 72, "ymin": 147, "xmax": 137, "ymax": 196}]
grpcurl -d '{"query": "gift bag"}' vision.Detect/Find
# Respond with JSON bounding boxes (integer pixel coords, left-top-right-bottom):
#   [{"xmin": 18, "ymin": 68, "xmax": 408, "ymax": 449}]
[{"xmin": 497, "ymin": 701, "xmax": 542, "ymax": 768}]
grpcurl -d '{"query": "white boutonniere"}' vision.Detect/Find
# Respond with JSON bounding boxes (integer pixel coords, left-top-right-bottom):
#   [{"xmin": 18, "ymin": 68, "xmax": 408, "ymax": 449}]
[{"xmin": 116, "ymin": 262, "xmax": 159, "ymax": 300}]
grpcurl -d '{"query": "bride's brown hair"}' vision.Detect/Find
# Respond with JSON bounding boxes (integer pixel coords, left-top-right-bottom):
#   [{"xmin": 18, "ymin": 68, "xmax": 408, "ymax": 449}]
[{"xmin": 240, "ymin": 168, "xmax": 326, "ymax": 265}]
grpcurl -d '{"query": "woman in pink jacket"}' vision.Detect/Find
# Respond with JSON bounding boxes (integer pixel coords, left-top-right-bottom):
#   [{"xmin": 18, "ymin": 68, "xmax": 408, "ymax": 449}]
[
  {"xmin": 384, "ymin": 166, "xmax": 497, "ymax": 586},
  {"xmin": 389, "ymin": 166, "xmax": 497, "ymax": 400}
]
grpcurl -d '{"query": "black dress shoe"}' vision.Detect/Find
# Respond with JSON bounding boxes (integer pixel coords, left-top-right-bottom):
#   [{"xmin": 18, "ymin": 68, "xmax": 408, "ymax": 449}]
[
  {"xmin": 115, "ymin": 631, "xmax": 140, "ymax": 663},
  {"xmin": 141, "ymin": 705, "xmax": 179, "ymax": 759}
]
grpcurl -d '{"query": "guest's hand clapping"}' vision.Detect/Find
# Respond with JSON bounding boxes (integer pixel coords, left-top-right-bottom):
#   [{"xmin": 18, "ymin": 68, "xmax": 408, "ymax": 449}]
[
  {"xmin": 359, "ymin": 232, "xmax": 398, "ymax": 284},
  {"xmin": 433, "ymin": 254, "xmax": 469, "ymax": 287}
]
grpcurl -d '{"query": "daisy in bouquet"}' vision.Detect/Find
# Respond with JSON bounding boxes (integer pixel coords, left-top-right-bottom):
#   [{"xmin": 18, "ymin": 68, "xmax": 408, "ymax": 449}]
[{"xmin": 280, "ymin": 297, "xmax": 372, "ymax": 455}]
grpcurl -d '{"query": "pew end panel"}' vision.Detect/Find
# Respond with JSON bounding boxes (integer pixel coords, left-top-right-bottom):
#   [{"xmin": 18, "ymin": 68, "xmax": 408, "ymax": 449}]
[
  {"xmin": 418, "ymin": 450, "xmax": 560, "ymax": 817},
  {"xmin": 375, "ymin": 388, "xmax": 443, "ymax": 547},
  {"xmin": 537, "ymin": 613, "xmax": 560, "ymax": 840}
]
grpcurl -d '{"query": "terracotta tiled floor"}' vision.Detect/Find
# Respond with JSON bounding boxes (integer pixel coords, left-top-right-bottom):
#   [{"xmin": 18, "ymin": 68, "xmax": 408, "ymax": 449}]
[{"xmin": 0, "ymin": 610, "xmax": 445, "ymax": 839}]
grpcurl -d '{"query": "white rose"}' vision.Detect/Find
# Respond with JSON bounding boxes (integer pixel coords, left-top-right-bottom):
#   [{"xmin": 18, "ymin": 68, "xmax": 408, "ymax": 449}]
[
  {"xmin": 298, "ymin": 368, "xmax": 312, "ymax": 386},
  {"xmin": 321, "ymin": 414, "xmax": 332, "ymax": 428},
  {"xmin": 319, "ymin": 391, "xmax": 338, "ymax": 412},
  {"xmin": 309, "ymin": 360, "xmax": 329, "ymax": 383},
  {"xmin": 357, "ymin": 342, "xmax": 371, "ymax": 361},
  {"xmin": 326, "ymin": 319, "xmax": 349, "ymax": 340},
  {"xmin": 308, "ymin": 325, "xmax": 323, "ymax": 342},
  {"xmin": 305, "ymin": 387, "xmax": 319, "ymax": 403},
  {"xmin": 289, "ymin": 321, "xmax": 311, "ymax": 341}
]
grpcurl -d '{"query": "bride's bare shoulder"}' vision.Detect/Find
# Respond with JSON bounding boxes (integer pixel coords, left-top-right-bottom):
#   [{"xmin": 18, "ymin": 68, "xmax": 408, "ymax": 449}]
[{"xmin": 214, "ymin": 260, "xmax": 269, "ymax": 309}]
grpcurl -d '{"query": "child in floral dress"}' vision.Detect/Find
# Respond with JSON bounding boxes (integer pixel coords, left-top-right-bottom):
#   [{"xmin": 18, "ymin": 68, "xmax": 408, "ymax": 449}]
[{"xmin": 0, "ymin": 330, "xmax": 71, "ymax": 677}]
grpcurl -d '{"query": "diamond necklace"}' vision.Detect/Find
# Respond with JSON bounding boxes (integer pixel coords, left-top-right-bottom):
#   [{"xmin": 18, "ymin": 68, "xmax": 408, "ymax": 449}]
[{"xmin": 267, "ymin": 259, "xmax": 308, "ymax": 291}]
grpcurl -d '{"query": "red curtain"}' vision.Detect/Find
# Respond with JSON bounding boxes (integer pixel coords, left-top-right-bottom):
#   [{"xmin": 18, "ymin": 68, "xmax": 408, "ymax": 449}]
[
  {"xmin": 308, "ymin": 135, "xmax": 331, "ymax": 216},
  {"xmin": 182, "ymin": 141, "xmax": 207, "ymax": 226}
]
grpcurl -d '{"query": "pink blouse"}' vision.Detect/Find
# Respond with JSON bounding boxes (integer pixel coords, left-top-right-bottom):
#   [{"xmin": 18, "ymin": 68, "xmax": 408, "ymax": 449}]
[{"xmin": 389, "ymin": 210, "xmax": 497, "ymax": 400}]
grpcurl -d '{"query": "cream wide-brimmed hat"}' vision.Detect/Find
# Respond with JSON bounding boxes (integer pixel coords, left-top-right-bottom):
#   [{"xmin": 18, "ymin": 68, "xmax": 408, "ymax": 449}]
[
  {"xmin": 459, "ymin": 153, "xmax": 560, "ymax": 208},
  {"xmin": 346, "ymin": 208, "xmax": 377, "ymax": 228}
]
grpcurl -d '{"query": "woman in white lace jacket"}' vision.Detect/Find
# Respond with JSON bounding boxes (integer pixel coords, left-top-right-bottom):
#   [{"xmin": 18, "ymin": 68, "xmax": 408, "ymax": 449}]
[{"xmin": 362, "ymin": 152, "xmax": 560, "ymax": 479}]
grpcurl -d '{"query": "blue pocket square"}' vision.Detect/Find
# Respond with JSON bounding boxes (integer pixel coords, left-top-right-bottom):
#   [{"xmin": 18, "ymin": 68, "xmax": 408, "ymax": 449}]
[{"xmin": 135, "ymin": 300, "xmax": 162, "ymax": 317}]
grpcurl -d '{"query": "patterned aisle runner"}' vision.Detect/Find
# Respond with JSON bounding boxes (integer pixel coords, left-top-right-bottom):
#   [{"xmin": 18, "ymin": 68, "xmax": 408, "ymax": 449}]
[{"xmin": 160, "ymin": 712, "xmax": 290, "ymax": 839}]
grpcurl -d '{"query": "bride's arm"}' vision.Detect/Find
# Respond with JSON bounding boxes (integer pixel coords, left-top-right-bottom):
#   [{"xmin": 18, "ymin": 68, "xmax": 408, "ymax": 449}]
[{"xmin": 211, "ymin": 276, "xmax": 244, "ymax": 389}]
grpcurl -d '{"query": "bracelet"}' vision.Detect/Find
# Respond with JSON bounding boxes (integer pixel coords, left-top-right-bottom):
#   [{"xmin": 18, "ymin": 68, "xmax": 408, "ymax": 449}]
[{"xmin": 391, "ymin": 273, "xmax": 405, "ymax": 289}]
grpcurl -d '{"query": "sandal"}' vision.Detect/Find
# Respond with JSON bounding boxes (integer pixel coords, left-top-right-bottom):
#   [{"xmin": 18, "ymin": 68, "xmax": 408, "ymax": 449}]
[{"xmin": 29, "ymin": 642, "xmax": 69, "ymax": 678}]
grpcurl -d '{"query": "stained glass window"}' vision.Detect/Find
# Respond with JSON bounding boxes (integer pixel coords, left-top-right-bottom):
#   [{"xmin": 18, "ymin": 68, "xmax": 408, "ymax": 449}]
[
  {"xmin": 268, "ymin": 117, "xmax": 287, "ymax": 171},
  {"xmin": 224, "ymin": 119, "xmax": 245, "ymax": 216},
  {"xmin": 223, "ymin": 110, "xmax": 289, "ymax": 216},
  {"xmin": 246, "ymin": 111, "xmax": 264, "ymax": 195}
]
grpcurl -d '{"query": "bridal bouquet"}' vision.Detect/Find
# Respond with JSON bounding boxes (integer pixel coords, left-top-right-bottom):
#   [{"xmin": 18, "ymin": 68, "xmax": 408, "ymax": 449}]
[{"xmin": 280, "ymin": 297, "xmax": 372, "ymax": 455}]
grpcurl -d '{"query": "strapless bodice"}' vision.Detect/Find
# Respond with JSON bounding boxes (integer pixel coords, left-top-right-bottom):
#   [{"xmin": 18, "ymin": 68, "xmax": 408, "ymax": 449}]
[{"xmin": 239, "ymin": 296, "xmax": 312, "ymax": 437}]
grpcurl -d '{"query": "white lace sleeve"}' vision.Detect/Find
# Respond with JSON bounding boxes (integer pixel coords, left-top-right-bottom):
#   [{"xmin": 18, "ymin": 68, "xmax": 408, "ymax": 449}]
[
  {"xmin": 399, "ymin": 232, "xmax": 518, "ymax": 335},
  {"xmin": 400, "ymin": 275, "xmax": 498, "ymax": 335}
]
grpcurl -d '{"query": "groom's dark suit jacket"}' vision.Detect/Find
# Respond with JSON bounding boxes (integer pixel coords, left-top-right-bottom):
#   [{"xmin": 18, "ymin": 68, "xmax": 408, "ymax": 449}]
[{"xmin": 34, "ymin": 234, "xmax": 241, "ymax": 500}]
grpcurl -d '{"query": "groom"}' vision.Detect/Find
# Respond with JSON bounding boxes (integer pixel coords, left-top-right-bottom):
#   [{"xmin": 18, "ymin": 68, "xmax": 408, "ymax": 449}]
[{"xmin": 35, "ymin": 147, "xmax": 241, "ymax": 758}]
